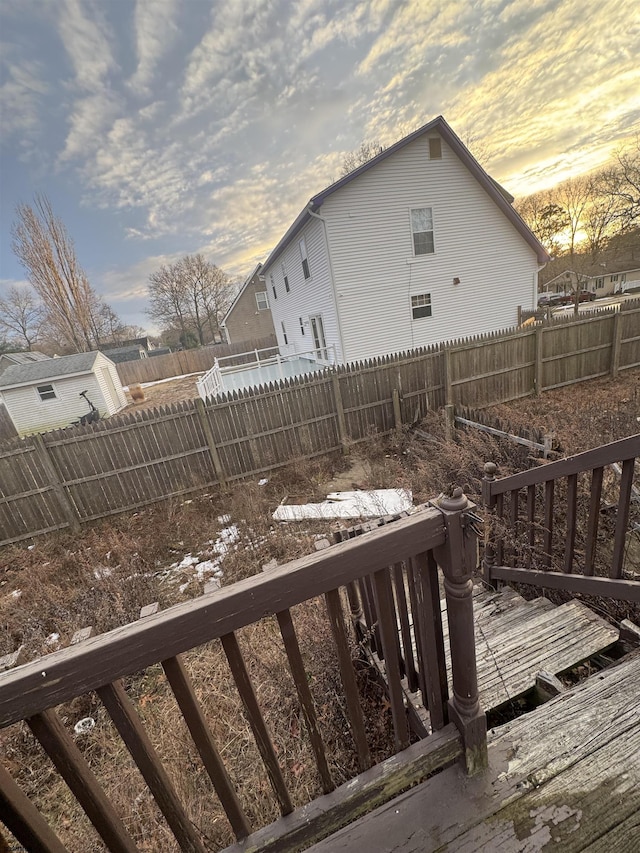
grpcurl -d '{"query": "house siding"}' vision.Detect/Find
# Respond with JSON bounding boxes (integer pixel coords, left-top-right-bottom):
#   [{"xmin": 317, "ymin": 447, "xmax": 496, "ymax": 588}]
[
  {"xmin": 319, "ymin": 133, "xmax": 540, "ymax": 362},
  {"xmin": 265, "ymin": 216, "xmax": 343, "ymax": 362},
  {"xmin": 0, "ymin": 354, "xmax": 126, "ymax": 436},
  {"xmin": 223, "ymin": 270, "xmax": 277, "ymax": 344}
]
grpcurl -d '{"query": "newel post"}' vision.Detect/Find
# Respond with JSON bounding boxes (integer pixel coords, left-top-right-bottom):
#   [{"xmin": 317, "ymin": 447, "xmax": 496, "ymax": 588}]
[{"xmin": 433, "ymin": 487, "xmax": 487, "ymax": 775}]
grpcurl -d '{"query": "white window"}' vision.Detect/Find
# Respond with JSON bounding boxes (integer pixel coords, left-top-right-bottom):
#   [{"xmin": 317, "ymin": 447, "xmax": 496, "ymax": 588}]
[
  {"xmin": 37, "ymin": 383, "xmax": 57, "ymax": 401},
  {"xmin": 411, "ymin": 293, "xmax": 432, "ymax": 319},
  {"xmin": 299, "ymin": 317, "xmax": 305, "ymax": 336},
  {"xmin": 611, "ymin": 274, "xmax": 619, "ymax": 282},
  {"xmin": 596, "ymin": 277, "xmax": 605, "ymax": 288},
  {"xmin": 270, "ymin": 273, "xmax": 277, "ymax": 300},
  {"xmin": 281, "ymin": 321, "xmax": 288, "ymax": 345},
  {"xmin": 428, "ymin": 138, "xmax": 442, "ymax": 159},
  {"xmin": 282, "ymin": 262, "xmax": 290, "ymax": 292},
  {"xmin": 621, "ymin": 274, "xmax": 626, "ymax": 282},
  {"xmin": 299, "ymin": 237, "xmax": 311, "ymax": 279},
  {"xmin": 255, "ymin": 291, "xmax": 269, "ymax": 310},
  {"xmin": 410, "ymin": 208, "xmax": 435, "ymax": 255}
]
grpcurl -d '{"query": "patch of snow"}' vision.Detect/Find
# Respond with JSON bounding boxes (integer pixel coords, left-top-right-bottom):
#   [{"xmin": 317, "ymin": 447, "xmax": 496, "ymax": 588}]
[
  {"xmin": 218, "ymin": 514, "xmax": 231, "ymax": 524},
  {"xmin": 93, "ymin": 565, "xmax": 112, "ymax": 580},
  {"xmin": 179, "ymin": 581, "xmax": 191, "ymax": 593},
  {"xmin": 176, "ymin": 554, "xmax": 199, "ymax": 569},
  {"xmin": 258, "ymin": 478, "xmax": 269, "ymax": 486},
  {"xmin": 11, "ymin": 589, "xmax": 22, "ymax": 599},
  {"xmin": 273, "ymin": 489, "xmax": 413, "ymax": 521},
  {"xmin": 28, "ymin": 544, "xmax": 35, "ymax": 550},
  {"xmin": 74, "ymin": 717, "xmax": 96, "ymax": 735},
  {"xmin": 45, "ymin": 633, "xmax": 60, "ymax": 648}
]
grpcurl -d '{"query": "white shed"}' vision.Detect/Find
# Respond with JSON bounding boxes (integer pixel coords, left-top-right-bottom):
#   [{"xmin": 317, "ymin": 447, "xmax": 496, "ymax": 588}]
[{"xmin": 0, "ymin": 351, "xmax": 127, "ymax": 436}]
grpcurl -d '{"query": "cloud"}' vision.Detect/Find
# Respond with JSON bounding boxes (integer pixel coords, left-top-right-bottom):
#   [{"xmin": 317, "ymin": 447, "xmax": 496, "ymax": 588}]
[
  {"xmin": 57, "ymin": 0, "xmax": 116, "ymax": 93},
  {"xmin": 127, "ymin": 0, "xmax": 180, "ymax": 96}
]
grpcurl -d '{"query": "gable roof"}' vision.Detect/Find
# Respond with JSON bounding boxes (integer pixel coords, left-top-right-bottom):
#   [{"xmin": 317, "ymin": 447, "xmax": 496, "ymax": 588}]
[
  {"xmin": 0, "ymin": 351, "xmax": 105, "ymax": 391},
  {"xmin": 221, "ymin": 263, "xmax": 263, "ymax": 327},
  {"xmin": 262, "ymin": 115, "xmax": 549, "ymax": 273}
]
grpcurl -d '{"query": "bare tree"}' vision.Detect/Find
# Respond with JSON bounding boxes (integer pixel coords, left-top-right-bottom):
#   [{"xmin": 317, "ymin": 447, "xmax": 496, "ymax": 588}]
[
  {"xmin": 515, "ymin": 190, "xmax": 570, "ymax": 257},
  {"xmin": 339, "ymin": 141, "xmax": 385, "ymax": 177},
  {"xmin": 0, "ymin": 284, "xmax": 44, "ymax": 349},
  {"xmin": 11, "ymin": 194, "xmax": 114, "ymax": 352},
  {"xmin": 600, "ymin": 136, "xmax": 640, "ymax": 233},
  {"xmin": 147, "ymin": 254, "xmax": 233, "ymax": 346}
]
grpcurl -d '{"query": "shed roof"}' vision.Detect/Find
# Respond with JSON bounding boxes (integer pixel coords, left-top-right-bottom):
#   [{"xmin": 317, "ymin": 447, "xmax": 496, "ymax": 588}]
[
  {"xmin": 261, "ymin": 115, "xmax": 549, "ymax": 273},
  {"xmin": 0, "ymin": 351, "xmax": 104, "ymax": 390}
]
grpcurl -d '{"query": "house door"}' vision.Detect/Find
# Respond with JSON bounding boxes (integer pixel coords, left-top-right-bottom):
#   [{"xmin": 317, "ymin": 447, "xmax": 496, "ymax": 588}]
[{"xmin": 309, "ymin": 315, "xmax": 328, "ymax": 361}]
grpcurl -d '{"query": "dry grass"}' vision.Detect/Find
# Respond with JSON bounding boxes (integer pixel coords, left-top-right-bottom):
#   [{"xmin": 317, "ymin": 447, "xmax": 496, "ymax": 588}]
[{"xmin": 1, "ymin": 370, "xmax": 639, "ymax": 850}]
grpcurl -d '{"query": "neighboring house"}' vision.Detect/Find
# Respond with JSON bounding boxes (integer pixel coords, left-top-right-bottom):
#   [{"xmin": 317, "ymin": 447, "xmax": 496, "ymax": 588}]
[
  {"xmin": 0, "ymin": 351, "xmax": 50, "ymax": 375},
  {"xmin": 541, "ymin": 265, "xmax": 640, "ymax": 298},
  {"xmin": 260, "ymin": 116, "xmax": 549, "ymax": 365},
  {"xmin": 0, "ymin": 351, "xmax": 127, "ymax": 436},
  {"xmin": 99, "ymin": 344, "xmax": 148, "ymax": 364},
  {"xmin": 220, "ymin": 263, "xmax": 276, "ymax": 345},
  {"xmin": 101, "ymin": 336, "xmax": 155, "ymax": 352}
]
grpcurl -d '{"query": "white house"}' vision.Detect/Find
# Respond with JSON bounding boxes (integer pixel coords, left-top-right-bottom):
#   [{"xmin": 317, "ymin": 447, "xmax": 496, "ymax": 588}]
[
  {"xmin": 260, "ymin": 116, "xmax": 549, "ymax": 364},
  {"xmin": 0, "ymin": 351, "xmax": 127, "ymax": 436},
  {"xmin": 541, "ymin": 266, "xmax": 640, "ymax": 298}
]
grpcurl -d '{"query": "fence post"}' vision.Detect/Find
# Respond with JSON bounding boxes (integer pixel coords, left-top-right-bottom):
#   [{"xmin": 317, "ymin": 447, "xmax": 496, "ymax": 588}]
[
  {"xmin": 392, "ymin": 388, "xmax": 402, "ymax": 432},
  {"xmin": 331, "ymin": 374, "xmax": 349, "ymax": 454},
  {"xmin": 32, "ymin": 434, "xmax": 81, "ymax": 532},
  {"xmin": 534, "ymin": 326, "xmax": 543, "ymax": 395},
  {"xmin": 432, "ymin": 487, "xmax": 487, "ymax": 775},
  {"xmin": 610, "ymin": 310, "xmax": 622, "ymax": 378},
  {"xmin": 195, "ymin": 398, "xmax": 227, "ymax": 488},
  {"xmin": 442, "ymin": 345, "xmax": 453, "ymax": 405},
  {"xmin": 444, "ymin": 404, "xmax": 455, "ymax": 441}
]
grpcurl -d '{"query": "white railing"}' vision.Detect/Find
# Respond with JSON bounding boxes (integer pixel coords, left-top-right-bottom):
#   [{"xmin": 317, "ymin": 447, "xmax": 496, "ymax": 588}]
[
  {"xmin": 196, "ymin": 359, "xmax": 224, "ymax": 401},
  {"xmin": 196, "ymin": 346, "xmax": 337, "ymax": 400}
]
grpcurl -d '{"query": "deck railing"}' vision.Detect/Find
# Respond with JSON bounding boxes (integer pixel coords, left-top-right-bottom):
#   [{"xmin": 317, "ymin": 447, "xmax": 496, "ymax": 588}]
[
  {"xmin": 482, "ymin": 434, "xmax": 640, "ymax": 602},
  {"xmin": 0, "ymin": 495, "xmax": 485, "ymax": 852}
]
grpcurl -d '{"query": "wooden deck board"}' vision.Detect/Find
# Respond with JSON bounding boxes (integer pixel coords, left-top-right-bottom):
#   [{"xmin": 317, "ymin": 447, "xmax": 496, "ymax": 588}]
[
  {"xmin": 307, "ymin": 650, "xmax": 640, "ymax": 853},
  {"xmin": 406, "ymin": 593, "xmax": 619, "ymax": 714}
]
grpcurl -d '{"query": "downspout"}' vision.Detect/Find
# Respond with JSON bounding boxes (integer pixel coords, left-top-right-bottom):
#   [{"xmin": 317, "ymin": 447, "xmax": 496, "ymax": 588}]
[{"xmin": 307, "ymin": 204, "xmax": 346, "ymax": 364}]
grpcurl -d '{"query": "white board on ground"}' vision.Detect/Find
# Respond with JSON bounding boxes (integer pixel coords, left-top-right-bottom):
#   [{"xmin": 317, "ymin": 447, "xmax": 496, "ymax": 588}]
[{"xmin": 273, "ymin": 489, "xmax": 413, "ymax": 521}]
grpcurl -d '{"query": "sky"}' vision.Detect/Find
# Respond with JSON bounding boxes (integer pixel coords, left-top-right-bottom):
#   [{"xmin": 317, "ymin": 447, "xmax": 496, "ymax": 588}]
[{"xmin": 1, "ymin": 0, "xmax": 639, "ymax": 336}]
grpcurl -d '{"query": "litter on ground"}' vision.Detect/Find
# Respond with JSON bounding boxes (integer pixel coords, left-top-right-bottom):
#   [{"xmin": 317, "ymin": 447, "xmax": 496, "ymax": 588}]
[{"xmin": 272, "ymin": 489, "xmax": 413, "ymax": 521}]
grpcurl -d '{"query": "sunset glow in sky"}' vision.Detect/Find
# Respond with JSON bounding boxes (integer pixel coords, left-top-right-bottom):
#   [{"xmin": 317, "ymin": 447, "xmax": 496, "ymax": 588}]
[{"xmin": 1, "ymin": 0, "xmax": 639, "ymax": 332}]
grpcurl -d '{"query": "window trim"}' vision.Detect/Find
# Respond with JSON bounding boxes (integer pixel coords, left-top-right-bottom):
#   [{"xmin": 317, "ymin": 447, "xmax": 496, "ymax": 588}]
[
  {"xmin": 255, "ymin": 291, "xmax": 269, "ymax": 311},
  {"xmin": 299, "ymin": 317, "xmax": 305, "ymax": 336},
  {"xmin": 282, "ymin": 262, "xmax": 290, "ymax": 293},
  {"xmin": 410, "ymin": 207, "xmax": 435, "ymax": 256},
  {"xmin": 36, "ymin": 383, "xmax": 57, "ymax": 402},
  {"xmin": 428, "ymin": 137, "xmax": 442, "ymax": 160},
  {"xmin": 299, "ymin": 237, "xmax": 311, "ymax": 279},
  {"xmin": 411, "ymin": 293, "xmax": 432, "ymax": 320},
  {"xmin": 270, "ymin": 273, "xmax": 277, "ymax": 300},
  {"xmin": 281, "ymin": 321, "xmax": 288, "ymax": 346}
]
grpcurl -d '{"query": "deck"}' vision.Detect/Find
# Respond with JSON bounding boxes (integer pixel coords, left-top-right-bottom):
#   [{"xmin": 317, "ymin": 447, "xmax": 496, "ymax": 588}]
[{"xmin": 308, "ymin": 649, "xmax": 640, "ymax": 852}]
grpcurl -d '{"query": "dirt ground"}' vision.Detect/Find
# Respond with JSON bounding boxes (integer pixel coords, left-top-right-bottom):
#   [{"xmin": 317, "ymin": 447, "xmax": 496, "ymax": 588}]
[{"xmin": 123, "ymin": 372, "xmax": 201, "ymax": 411}]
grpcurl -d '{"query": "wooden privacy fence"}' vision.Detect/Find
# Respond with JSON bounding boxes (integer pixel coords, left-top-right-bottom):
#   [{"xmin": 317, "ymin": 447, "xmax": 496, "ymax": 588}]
[
  {"xmin": 115, "ymin": 336, "xmax": 278, "ymax": 386},
  {"xmin": 0, "ymin": 499, "xmax": 485, "ymax": 852},
  {"xmin": 1, "ymin": 302, "xmax": 638, "ymax": 547}
]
